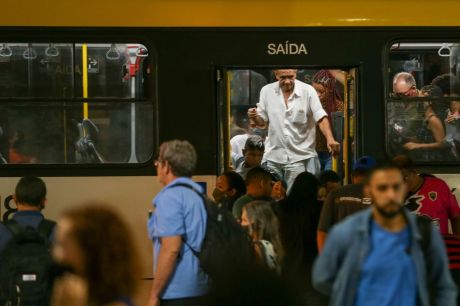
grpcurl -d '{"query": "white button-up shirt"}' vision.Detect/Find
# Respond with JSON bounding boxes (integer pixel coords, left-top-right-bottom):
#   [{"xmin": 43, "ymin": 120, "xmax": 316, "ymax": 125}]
[{"xmin": 257, "ymin": 79, "xmax": 327, "ymax": 164}]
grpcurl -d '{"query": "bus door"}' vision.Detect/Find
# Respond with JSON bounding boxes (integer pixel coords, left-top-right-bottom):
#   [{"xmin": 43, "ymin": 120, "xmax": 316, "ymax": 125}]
[{"xmin": 217, "ymin": 67, "xmax": 359, "ymax": 184}]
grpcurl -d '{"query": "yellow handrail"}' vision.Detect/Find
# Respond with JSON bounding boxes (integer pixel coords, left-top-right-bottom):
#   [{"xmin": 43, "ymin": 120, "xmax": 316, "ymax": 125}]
[{"xmin": 82, "ymin": 43, "xmax": 88, "ymax": 120}]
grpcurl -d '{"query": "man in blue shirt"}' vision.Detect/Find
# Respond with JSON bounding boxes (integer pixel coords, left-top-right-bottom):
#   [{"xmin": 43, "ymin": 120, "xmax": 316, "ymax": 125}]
[
  {"xmin": 313, "ymin": 162, "xmax": 457, "ymax": 306},
  {"xmin": 147, "ymin": 140, "xmax": 208, "ymax": 306},
  {"xmin": 0, "ymin": 176, "xmax": 52, "ymax": 255}
]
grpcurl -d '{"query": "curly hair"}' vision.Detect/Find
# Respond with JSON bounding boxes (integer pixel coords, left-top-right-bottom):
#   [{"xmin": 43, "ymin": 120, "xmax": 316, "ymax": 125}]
[{"xmin": 61, "ymin": 204, "xmax": 141, "ymax": 305}]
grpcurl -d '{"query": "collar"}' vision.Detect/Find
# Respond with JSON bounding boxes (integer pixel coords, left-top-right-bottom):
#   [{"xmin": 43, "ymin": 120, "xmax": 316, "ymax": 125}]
[
  {"xmin": 357, "ymin": 208, "xmax": 422, "ymax": 241},
  {"xmin": 165, "ymin": 176, "xmax": 193, "ymax": 189},
  {"xmin": 274, "ymin": 80, "xmax": 302, "ymax": 98},
  {"xmin": 14, "ymin": 210, "xmax": 43, "ymax": 217}
]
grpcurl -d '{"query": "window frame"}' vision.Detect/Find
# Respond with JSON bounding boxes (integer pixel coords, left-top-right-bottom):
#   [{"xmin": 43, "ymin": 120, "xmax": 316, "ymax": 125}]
[
  {"xmin": 384, "ymin": 38, "xmax": 460, "ymax": 165},
  {"xmin": 0, "ymin": 33, "xmax": 158, "ymax": 173}
]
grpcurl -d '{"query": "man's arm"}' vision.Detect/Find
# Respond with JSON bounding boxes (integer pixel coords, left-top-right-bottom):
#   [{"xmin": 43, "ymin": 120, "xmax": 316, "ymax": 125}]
[
  {"xmin": 451, "ymin": 214, "xmax": 460, "ymax": 236},
  {"xmin": 444, "ymin": 185, "xmax": 460, "ymax": 236},
  {"xmin": 317, "ymin": 231, "xmax": 328, "ymax": 252},
  {"xmin": 317, "ymin": 190, "xmax": 338, "ymax": 252},
  {"xmin": 312, "ymin": 225, "xmax": 344, "ymax": 295},
  {"xmin": 318, "ymin": 117, "xmax": 340, "ymax": 156},
  {"xmin": 428, "ymin": 226, "xmax": 458, "ymax": 306},
  {"xmin": 147, "ymin": 236, "xmax": 182, "ymax": 306}
]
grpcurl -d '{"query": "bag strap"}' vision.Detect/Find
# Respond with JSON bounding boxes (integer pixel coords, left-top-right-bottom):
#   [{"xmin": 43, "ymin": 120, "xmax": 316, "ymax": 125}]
[
  {"xmin": 3, "ymin": 219, "xmax": 24, "ymax": 237},
  {"xmin": 37, "ymin": 219, "xmax": 56, "ymax": 239},
  {"xmin": 3, "ymin": 218, "xmax": 55, "ymax": 239},
  {"xmin": 168, "ymin": 183, "xmax": 205, "ymax": 257}
]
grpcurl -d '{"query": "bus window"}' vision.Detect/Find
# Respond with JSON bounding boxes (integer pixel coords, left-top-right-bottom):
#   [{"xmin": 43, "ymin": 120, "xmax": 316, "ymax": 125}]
[
  {"xmin": 387, "ymin": 42, "xmax": 460, "ymax": 162},
  {"xmin": 0, "ymin": 42, "xmax": 153, "ymax": 165}
]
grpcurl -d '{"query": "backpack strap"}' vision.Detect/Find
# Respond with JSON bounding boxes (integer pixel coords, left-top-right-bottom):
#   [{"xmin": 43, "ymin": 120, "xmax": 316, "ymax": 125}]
[
  {"xmin": 37, "ymin": 219, "xmax": 56, "ymax": 239},
  {"xmin": 3, "ymin": 218, "xmax": 55, "ymax": 239},
  {"xmin": 3, "ymin": 219, "xmax": 25, "ymax": 237},
  {"xmin": 168, "ymin": 183, "xmax": 206, "ymax": 257}
]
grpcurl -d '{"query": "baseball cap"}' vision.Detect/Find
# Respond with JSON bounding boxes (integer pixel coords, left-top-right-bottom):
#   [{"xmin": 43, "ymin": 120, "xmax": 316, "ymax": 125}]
[{"xmin": 353, "ymin": 156, "xmax": 377, "ymax": 171}]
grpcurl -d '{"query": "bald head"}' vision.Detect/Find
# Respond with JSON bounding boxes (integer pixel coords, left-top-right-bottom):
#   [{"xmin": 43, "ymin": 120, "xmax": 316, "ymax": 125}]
[{"xmin": 393, "ymin": 72, "xmax": 417, "ymax": 97}]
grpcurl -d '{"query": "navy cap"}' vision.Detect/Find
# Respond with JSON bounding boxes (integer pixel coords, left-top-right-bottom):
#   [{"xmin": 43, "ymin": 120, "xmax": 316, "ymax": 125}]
[{"xmin": 353, "ymin": 156, "xmax": 377, "ymax": 171}]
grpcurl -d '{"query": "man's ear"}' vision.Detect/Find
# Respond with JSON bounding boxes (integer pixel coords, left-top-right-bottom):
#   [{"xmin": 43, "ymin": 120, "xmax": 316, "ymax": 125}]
[{"xmin": 164, "ymin": 161, "xmax": 172, "ymax": 175}]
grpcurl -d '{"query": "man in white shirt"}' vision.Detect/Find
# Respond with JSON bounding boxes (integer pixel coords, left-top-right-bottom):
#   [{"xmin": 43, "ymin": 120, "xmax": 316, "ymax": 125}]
[{"xmin": 248, "ymin": 69, "xmax": 340, "ymax": 192}]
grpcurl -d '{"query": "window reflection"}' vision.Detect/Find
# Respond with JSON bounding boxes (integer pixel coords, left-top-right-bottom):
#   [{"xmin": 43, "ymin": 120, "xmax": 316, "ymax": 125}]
[
  {"xmin": 388, "ymin": 42, "xmax": 460, "ymax": 162},
  {"xmin": 0, "ymin": 42, "xmax": 153, "ymax": 165}
]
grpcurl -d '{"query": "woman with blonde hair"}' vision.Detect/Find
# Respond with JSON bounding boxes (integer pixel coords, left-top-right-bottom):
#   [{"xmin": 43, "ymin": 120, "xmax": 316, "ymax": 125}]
[
  {"xmin": 241, "ymin": 200, "xmax": 284, "ymax": 273},
  {"xmin": 52, "ymin": 204, "xmax": 141, "ymax": 306}
]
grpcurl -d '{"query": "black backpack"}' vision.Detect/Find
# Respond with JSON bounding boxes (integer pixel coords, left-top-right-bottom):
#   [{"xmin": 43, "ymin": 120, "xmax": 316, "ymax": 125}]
[
  {"xmin": 172, "ymin": 183, "xmax": 256, "ymax": 280},
  {"xmin": 0, "ymin": 219, "xmax": 56, "ymax": 306}
]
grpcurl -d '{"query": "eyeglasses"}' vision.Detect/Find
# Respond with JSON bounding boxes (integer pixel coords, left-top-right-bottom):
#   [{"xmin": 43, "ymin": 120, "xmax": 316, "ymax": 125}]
[{"xmin": 394, "ymin": 86, "xmax": 415, "ymax": 98}]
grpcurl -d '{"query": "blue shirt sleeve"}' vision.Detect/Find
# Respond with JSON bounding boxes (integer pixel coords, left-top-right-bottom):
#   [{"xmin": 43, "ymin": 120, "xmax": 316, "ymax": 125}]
[
  {"xmin": 153, "ymin": 189, "xmax": 186, "ymax": 237},
  {"xmin": 312, "ymin": 223, "xmax": 347, "ymax": 295}
]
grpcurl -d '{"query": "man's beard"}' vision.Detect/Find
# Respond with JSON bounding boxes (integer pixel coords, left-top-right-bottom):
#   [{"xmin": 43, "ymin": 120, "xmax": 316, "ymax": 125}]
[{"xmin": 375, "ymin": 202, "xmax": 404, "ymax": 219}]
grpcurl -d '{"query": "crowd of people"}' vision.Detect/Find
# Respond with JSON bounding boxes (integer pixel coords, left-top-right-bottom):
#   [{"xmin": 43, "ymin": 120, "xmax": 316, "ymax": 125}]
[
  {"xmin": 1, "ymin": 68, "xmax": 460, "ymax": 306},
  {"xmin": 390, "ymin": 71, "xmax": 460, "ymax": 161}
]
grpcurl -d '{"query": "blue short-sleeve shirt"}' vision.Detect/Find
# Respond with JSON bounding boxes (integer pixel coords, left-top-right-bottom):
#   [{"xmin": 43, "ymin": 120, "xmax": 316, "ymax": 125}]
[{"xmin": 147, "ymin": 177, "xmax": 209, "ymax": 299}]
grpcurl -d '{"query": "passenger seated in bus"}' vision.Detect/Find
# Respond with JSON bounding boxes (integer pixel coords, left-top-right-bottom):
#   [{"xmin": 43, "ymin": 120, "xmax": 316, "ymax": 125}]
[
  {"xmin": 8, "ymin": 130, "xmax": 37, "ymax": 163},
  {"xmin": 402, "ymin": 85, "xmax": 450, "ymax": 160},
  {"xmin": 241, "ymin": 200, "xmax": 284, "ymax": 273},
  {"xmin": 232, "ymin": 135, "xmax": 264, "ymax": 179},
  {"xmin": 232, "ymin": 167, "xmax": 273, "ymax": 221},
  {"xmin": 311, "ymin": 70, "xmax": 344, "ymax": 171},
  {"xmin": 212, "ymin": 171, "xmax": 246, "ymax": 212},
  {"xmin": 52, "ymin": 204, "xmax": 140, "ymax": 306}
]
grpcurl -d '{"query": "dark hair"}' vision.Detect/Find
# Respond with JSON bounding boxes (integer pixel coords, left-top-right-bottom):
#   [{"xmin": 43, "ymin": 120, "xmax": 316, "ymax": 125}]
[
  {"xmin": 421, "ymin": 84, "xmax": 444, "ymax": 97},
  {"xmin": 62, "ymin": 204, "xmax": 141, "ymax": 305},
  {"xmin": 285, "ymin": 172, "xmax": 319, "ymax": 212},
  {"xmin": 246, "ymin": 166, "xmax": 272, "ymax": 186},
  {"xmin": 318, "ymin": 170, "xmax": 340, "ymax": 186},
  {"xmin": 15, "ymin": 176, "xmax": 47, "ymax": 207},
  {"xmin": 278, "ymin": 172, "xmax": 320, "ymax": 273},
  {"xmin": 222, "ymin": 171, "xmax": 246, "ymax": 197},
  {"xmin": 431, "ymin": 73, "xmax": 460, "ymax": 96},
  {"xmin": 244, "ymin": 135, "xmax": 265, "ymax": 152},
  {"xmin": 392, "ymin": 154, "xmax": 416, "ymax": 172},
  {"xmin": 367, "ymin": 161, "xmax": 404, "ymax": 184},
  {"xmin": 351, "ymin": 168, "xmax": 371, "ymax": 180}
]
